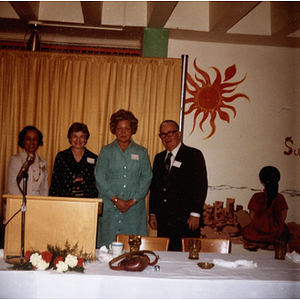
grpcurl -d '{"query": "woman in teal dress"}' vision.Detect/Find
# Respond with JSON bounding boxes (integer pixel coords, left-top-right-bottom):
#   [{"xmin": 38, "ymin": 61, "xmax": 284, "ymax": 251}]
[{"xmin": 95, "ymin": 109, "xmax": 153, "ymax": 248}]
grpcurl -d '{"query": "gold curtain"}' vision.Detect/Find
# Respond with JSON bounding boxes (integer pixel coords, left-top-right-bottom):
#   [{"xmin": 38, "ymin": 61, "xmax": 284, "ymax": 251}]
[{"xmin": 0, "ymin": 50, "xmax": 182, "ymax": 234}]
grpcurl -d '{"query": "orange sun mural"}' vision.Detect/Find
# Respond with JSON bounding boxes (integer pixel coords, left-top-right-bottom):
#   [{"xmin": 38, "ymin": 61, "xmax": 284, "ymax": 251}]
[{"xmin": 185, "ymin": 59, "xmax": 250, "ymax": 139}]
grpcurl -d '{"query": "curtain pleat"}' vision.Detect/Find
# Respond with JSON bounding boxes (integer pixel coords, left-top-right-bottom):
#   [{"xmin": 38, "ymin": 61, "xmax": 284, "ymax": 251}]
[{"xmin": 0, "ymin": 50, "xmax": 182, "ymax": 235}]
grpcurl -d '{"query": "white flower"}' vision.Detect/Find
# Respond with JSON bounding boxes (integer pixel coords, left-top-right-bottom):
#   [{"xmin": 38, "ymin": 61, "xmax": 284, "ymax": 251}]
[
  {"xmin": 65, "ymin": 254, "xmax": 78, "ymax": 268},
  {"xmin": 30, "ymin": 253, "xmax": 41, "ymax": 267},
  {"xmin": 56, "ymin": 261, "xmax": 69, "ymax": 272},
  {"xmin": 36, "ymin": 260, "xmax": 49, "ymax": 270}
]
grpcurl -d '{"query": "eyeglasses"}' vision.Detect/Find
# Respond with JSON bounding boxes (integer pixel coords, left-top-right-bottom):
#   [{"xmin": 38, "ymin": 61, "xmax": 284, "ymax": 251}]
[{"xmin": 159, "ymin": 130, "xmax": 178, "ymax": 139}]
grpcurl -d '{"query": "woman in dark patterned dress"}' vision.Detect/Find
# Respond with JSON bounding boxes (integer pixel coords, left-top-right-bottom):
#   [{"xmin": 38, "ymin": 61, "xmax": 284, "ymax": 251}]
[{"xmin": 49, "ymin": 123, "xmax": 98, "ymax": 198}]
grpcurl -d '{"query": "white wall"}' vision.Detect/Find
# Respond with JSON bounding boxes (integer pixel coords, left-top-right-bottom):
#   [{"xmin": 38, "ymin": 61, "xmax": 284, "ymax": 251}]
[{"xmin": 168, "ymin": 39, "xmax": 300, "ymax": 223}]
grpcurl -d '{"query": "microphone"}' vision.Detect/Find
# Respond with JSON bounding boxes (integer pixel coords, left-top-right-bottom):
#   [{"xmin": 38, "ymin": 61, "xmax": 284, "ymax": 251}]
[{"xmin": 17, "ymin": 154, "xmax": 35, "ymax": 183}]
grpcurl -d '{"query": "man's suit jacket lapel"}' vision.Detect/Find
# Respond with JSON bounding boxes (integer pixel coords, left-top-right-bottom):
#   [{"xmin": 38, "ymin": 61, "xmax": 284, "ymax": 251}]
[{"xmin": 157, "ymin": 150, "xmax": 167, "ymax": 179}]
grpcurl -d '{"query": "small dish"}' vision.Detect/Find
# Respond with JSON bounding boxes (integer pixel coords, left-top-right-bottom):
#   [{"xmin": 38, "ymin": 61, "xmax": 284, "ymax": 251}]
[
  {"xmin": 108, "ymin": 250, "xmax": 126, "ymax": 256},
  {"xmin": 197, "ymin": 262, "xmax": 214, "ymax": 269}
]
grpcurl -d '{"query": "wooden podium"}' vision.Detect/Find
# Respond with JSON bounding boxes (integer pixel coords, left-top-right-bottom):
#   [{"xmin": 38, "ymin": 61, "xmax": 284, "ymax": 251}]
[{"xmin": 3, "ymin": 195, "xmax": 102, "ymax": 261}]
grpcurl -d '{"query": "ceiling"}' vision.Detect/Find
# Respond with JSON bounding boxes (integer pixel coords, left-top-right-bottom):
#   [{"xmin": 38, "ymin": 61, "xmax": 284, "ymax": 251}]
[{"xmin": 0, "ymin": 1, "xmax": 300, "ymax": 50}]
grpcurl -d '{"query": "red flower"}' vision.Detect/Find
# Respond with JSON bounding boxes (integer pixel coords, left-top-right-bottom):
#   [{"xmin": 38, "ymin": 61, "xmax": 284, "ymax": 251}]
[
  {"xmin": 77, "ymin": 258, "xmax": 84, "ymax": 267},
  {"xmin": 25, "ymin": 250, "xmax": 33, "ymax": 261},
  {"xmin": 41, "ymin": 251, "xmax": 53, "ymax": 263},
  {"xmin": 53, "ymin": 256, "xmax": 64, "ymax": 268}
]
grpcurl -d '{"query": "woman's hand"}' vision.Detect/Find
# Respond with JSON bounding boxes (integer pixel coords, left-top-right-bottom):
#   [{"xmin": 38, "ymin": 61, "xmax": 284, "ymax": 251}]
[
  {"xmin": 112, "ymin": 197, "xmax": 130, "ymax": 213},
  {"xmin": 112, "ymin": 197, "xmax": 137, "ymax": 213},
  {"xmin": 126, "ymin": 199, "xmax": 137, "ymax": 208},
  {"xmin": 116, "ymin": 199, "xmax": 131, "ymax": 213}
]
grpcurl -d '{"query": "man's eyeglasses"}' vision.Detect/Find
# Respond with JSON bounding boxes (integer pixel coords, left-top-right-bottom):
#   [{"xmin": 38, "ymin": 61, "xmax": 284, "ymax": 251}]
[{"xmin": 159, "ymin": 130, "xmax": 178, "ymax": 139}]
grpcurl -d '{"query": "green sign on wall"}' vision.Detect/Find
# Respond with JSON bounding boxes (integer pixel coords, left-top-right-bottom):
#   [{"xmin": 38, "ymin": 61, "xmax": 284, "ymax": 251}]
[{"xmin": 142, "ymin": 28, "xmax": 169, "ymax": 58}]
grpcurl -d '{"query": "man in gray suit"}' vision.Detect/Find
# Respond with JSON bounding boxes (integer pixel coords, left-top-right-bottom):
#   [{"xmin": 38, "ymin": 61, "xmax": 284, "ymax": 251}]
[{"xmin": 149, "ymin": 120, "xmax": 208, "ymax": 251}]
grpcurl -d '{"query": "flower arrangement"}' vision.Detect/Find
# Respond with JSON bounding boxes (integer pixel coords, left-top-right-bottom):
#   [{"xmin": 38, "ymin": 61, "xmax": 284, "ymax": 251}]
[{"xmin": 11, "ymin": 241, "xmax": 94, "ymax": 273}]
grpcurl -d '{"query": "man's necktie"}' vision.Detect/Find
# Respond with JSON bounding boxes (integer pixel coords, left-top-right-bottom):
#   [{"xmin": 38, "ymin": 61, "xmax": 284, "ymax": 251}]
[{"xmin": 164, "ymin": 152, "xmax": 173, "ymax": 179}]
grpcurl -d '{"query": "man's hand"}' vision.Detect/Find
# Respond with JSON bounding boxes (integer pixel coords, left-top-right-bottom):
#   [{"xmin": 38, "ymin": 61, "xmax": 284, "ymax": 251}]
[
  {"xmin": 187, "ymin": 215, "xmax": 200, "ymax": 231},
  {"xmin": 149, "ymin": 214, "xmax": 158, "ymax": 230}
]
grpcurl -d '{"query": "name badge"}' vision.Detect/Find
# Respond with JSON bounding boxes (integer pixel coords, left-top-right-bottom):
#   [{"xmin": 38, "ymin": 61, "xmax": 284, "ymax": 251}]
[
  {"xmin": 87, "ymin": 157, "xmax": 95, "ymax": 164},
  {"xmin": 131, "ymin": 154, "xmax": 139, "ymax": 160},
  {"xmin": 173, "ymin": 160, "xmax": 182, "ymax": 168}
]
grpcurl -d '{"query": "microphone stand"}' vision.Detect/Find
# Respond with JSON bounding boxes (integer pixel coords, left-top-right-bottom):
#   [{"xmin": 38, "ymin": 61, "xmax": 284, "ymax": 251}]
[
  {"xmin": 6, "ymin": 171, "xmax": 28, "ymax": 264},
  {"xmin": 20, "ymin": 171, "xmax": 28, "ymax": 263}
]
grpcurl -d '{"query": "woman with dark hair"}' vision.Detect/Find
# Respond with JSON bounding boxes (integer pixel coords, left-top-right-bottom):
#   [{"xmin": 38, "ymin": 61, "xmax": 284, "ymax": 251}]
[
  {"xmin": 242, "ymin": 166, "xmax": 289, "ymax": 247},
  {"xmin": 7, "ymin": 126, "xmax": 49, "ymax": 196},
  {"xmin": 49, "ymin": 122, "xmax": 98, "ymax": 198},
  {"xmin": 95, "ymin": 109, "xmax": 152, "ymax": 248}
]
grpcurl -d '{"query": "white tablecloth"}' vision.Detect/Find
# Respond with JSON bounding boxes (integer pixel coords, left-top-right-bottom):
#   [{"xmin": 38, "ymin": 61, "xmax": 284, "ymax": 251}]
[{"xmin": 0, "ymin": 249, "xmax": 299, "ymax": 299}]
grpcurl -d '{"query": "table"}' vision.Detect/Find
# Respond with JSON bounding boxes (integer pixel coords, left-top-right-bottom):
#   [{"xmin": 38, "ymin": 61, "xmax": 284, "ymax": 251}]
[{"xmin": 0, "ymin": 249, "xmax": 299, "ymax": 299}]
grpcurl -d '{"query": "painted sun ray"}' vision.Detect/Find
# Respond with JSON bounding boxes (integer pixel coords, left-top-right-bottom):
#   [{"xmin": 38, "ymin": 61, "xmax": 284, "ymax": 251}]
[
  {"xmin": 191, "ymin": 109, "xmax": 202, "ymax": 134},
  {"xmin": 199, "ymin": 111, "xmax": 209, "ymax": 132},
  {"xmin": 193, "ymin": 61, "xmax": 211, "ymax": 85},
  {"xmin": 224, "ymin": 65, "xmax": 237, "ymax": 81},
  {"xmin": 211, "ymin": 67, "xmax": 222, "ymax": 86},
  {"xmin": 186, "ymin": 74, "xmax": 200, "ymax": 91},
  {"xmin": 220, "ymin": 103, "xmax": 237, "ymax": 117},
  {"xmin": 206, "ymin": 111, "xmax": 217, "ymax": 139},
  {"xmin": 194, "ymin": 75, "xmax": 206, "ymax": 87},
  {"xmin": 222, "ymin": 87, "xmax": 238, "ymax": 94},
  {"xmin": 218, "ymin": 109, "xmax": 230, "ymax": 122},
  {"xmin": 185, "ymin": 103, "xmax": 197, "ymax": 114},
  {"xmin": 220, "ymin": 75, "xmax": 247, "ymax": 89},
  {"xmin": 185, "ymin": 59, "xmax": 250, "ymax": 139},
  {"xmin": 223, "ymin": 93, "xmax": 250, "ymax": 103}
]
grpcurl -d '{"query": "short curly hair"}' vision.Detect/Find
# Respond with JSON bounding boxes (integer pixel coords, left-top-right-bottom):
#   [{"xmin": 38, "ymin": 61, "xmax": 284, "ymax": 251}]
[
  {"xmin": 67, "ymin": 122, "xmax": 90, "ymax": 143},
  {"xmin": 18, "ymin": 126, "xmax": 43, "ymax": 148},
  {"xmin": 110, "ymin": 109, "xmax": 138, "ymax": 134}
]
